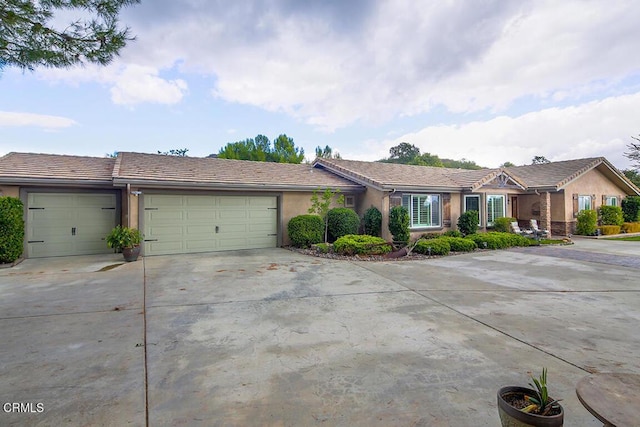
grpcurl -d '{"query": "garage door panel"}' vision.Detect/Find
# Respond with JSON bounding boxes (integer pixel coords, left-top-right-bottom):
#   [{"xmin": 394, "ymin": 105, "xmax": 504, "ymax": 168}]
[
  {"xmin": 185, "ymin": 196, "xmax": 217, "ymax": 207},
  {"xmin": 218, "ymin": 209, "xmax": 247, "ymax": 219},
  {"xmin": 144, "ymin": 195, "xmax": 278, "ymax": 256},
  {"xmin": 248, "ymin": 196, "xmax": 277, "ymax": 207},
  {"xmin": 145, "ymin": 210, "xmax": 184, "ymax": 222},
  {"xmin": 185, "ymin": 210, "xmax": 216, "ymax": 221},
  {"xmin": 218, "ymin": 197, "xmax": 247, "ymax": 207},
  {"xmin": 29, "ymin": 194, "xmax": 75, "ymax": 207},
  {"xmin": 27, "ymin": 193, "xmax": 116, "ymax": 258}
]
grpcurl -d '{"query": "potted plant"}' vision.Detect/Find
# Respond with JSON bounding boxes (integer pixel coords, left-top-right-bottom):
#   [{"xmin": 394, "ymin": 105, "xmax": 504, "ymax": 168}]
[
  {"xmin": 106, "ymin": 225, "xmax": 142, "ymax": 262},
  {"xmin": 497, "ymin": 368, "xmax": 564, "ymax": 427}
]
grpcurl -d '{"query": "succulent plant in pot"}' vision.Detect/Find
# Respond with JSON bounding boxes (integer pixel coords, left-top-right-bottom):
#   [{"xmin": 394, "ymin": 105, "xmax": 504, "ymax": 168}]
[
  {"xmin": 106, "ymin": 225, "xmax": 142, "ymax": 262},
  {"xmin": 497, "ymin": 368, "xmax": 564, "ymax": 427}
]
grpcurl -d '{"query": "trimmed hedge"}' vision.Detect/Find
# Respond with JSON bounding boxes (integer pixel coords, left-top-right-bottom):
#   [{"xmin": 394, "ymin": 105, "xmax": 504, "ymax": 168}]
[
  {"xmin": 599, "ymin": 225, "xmax": 621, "ymax": 235},
  {"xmin": 621, "ymin": 222, "xmax": 640, "ymax": 233},
  {"xmin": 466, "ymin": 232, "xmax": 532, "ymax": 249},
  {"xmin": 287, "ymin": 214, "xmax": 324, "ymax": 248},
  {"xmin": 598, "ymin": 205, "xmax": 624, "ymax": 226},
  {"xmin": 622, "ymin": 196, "xmax": 640, "ymax": 222},
  {"xmin": 457, "ymin": 210, "xmax": 479, "ymax": 236},
  {"xmin": 389, "ymin": 205, "xmax": 410, "ymax": 243},
  {"xmin": 414, "ymin": 238, "xmax": 450, "ymax": 256},
  {"xmin": 576, "ymin": 209, "xmax": 598, "ymax": 235},
  {"xmin": 493, "ymin": 217, "xmax": 516, "ymax": 233},
  {"xmin": 327, "ymin": 208, "xmax": 360, "ymax": 242},
  {"xmin": 443, "ymin": 230, "xmax": 463, "ymax": 238},
  {"xmin": 0, "ymin": 197, "xmax": 25, "ymax": 263},
  {"xmin": 333, "ymin": 234, "xmax": 392, "ymax": 256},
  {"xmin": 441, "ymin": 236, "xmax": 477, "ymax": 252},
  {"xmin": 363, "ymin": 206, "xmax": 382, "ymax": 237}
]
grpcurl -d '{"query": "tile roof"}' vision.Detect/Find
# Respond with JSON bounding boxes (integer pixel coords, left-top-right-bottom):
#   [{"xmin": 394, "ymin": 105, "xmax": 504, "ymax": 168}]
[
  {"xmin": 114, "ymin": 152, "xmax": 363, "ymax": 191},
  {"xmin": 313, "ymin": 158, "xmax": 471, "ymax": 190},
  {"xmin": 0, "ymin": 152, "xmax": 116, "ymax": 183},
  {"xmin": 504, "ymin": 157, "xmax": 605, "ymax": 189}
]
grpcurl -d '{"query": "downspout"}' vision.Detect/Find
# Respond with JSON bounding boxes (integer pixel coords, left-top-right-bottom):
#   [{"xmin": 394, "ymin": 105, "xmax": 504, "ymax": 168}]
[{"xmin": 126, "ymin": 183, "xmax": 131, "ymax": 228}]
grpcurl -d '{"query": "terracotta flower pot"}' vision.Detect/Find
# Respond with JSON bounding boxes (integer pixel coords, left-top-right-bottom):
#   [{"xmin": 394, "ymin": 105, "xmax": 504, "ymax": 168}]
[{"xmin": 497, "ymin": 386, "xmax": 563, "ymax": 427}]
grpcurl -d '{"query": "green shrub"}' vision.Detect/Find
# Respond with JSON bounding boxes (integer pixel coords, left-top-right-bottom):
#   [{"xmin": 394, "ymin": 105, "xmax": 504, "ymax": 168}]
[
  {"xmin": 313, "ymin": 243, "xmax": 332, "ymax": 254},
  {"xmin": 420, "ymin": 232, "xmax": 442, "ymax": 239},
  {"xmin": 333, "ymin": 234, "xmax": 392, "ymax": 256},
  {"xmin": 466, "ymin": 232, "xmax": 532, "ymax": 249},
  {"xmin": 467, "ymin": 233, "xmax": 506, "ymax": 249},
  {"xmin": 389, "ymin": 205, "xmax": 410, "ymax": 243},
  {"xmin": 0, "ymin": 197, "xmax": 25, "ymax": 263},
  {"xmin": 457, "ymin": 210, "xmax": 479, "ymax": 236},
  {"xmin": 363, "ymin": 206, "xmax": 382, "ymax": 236},
  {"xmin": 443, "ymin": 230, "xmax": 463, "ymax": 238},
  {"xmin": 598, "ymin": 205, "xmax": 624, "ymax": 226},
  {"xmin": 441, "ymin": 236, "xmax": 477, "ymax": 252},
  {"xmin": 576, "ymin": 209, "xmax": 598, "ymax": 235},
  {"xmin": 327, "ymin": 208, "xmax": 360, "ymax": 242},
  {"xmin": 493, "ymin": 217, "xmax": 516, "ymax": 233},
  {"xmin": 287, "ymin": 215, "xmax": 324, "ymax": 248},
  {"xmin": 622, "ymin": 196, "xmax": 640, "ymax": 222},
  {"xmin": 414, "ymin": 238, "xmax": 450, "ymax": 256},
  {"xmin": 599, "ymin": 225, "xmax": 621, "ymax": 235},
  {"xmin": 621, "ymin": 222, "xmax": 640, "ymax": 233}
]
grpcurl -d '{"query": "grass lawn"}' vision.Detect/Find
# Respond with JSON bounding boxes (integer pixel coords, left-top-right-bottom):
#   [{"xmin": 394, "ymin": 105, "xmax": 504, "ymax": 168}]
[{"xmin": 604, "ymin": 235, "xmax": 640, "ymax": 241}]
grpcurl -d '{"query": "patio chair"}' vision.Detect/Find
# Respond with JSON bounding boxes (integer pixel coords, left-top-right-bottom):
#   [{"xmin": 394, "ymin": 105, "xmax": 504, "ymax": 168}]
[
  {"xmin": 510, "ymin": 221, "xmax": 534, "ymax": 237},
  {"xmin": 530, "ymin": 219, "xmax": 549, "ymax": 238}
]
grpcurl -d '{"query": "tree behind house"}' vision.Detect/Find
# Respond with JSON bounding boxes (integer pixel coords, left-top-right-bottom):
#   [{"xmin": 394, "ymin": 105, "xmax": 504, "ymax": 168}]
[{"xmin": 218, "ymin": 134, "xmax": 304, "ymax": 163}]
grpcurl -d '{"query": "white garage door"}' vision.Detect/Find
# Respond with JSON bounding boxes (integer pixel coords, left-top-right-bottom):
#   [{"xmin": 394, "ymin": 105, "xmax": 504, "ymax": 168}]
[
  {"xmin": 27, "ymin": 193, "xmax": 117, "ymax": 258},
  {"xmin": 143, "ymin": 195, "xmax": 278, "ymax": 256}
]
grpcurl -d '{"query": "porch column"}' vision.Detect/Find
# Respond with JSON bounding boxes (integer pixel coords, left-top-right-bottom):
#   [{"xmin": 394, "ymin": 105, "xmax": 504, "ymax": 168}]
[{"xmin": 540, "ymin": 191, "xmax": 551, "ymax": 237}]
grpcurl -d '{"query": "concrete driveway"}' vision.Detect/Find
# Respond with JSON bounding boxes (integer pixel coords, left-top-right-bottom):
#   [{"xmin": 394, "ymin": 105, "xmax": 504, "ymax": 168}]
[{"xmin": 1, "ymin": 239, "xmax": 639, "ymax": 426}]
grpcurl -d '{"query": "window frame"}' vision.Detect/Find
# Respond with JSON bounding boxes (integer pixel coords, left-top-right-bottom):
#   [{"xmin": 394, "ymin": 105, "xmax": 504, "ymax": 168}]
[
  {"xmin": 401, "ymin": 194, "xmax": 442, "ymax": 229},
  {"xmin": 486, "ymin": 194, "xmax": 505, "ymax": 226},
  {"xmin": 605, "ymin": 196, "xmax": 617, "ymax": 207},
  {"xmin": 578, "ymin": 195, "xmax": 592, "ymax": 212},
  {"xmin": 463, "ymin": 194, "xmax": 482, "ymax": 227}
]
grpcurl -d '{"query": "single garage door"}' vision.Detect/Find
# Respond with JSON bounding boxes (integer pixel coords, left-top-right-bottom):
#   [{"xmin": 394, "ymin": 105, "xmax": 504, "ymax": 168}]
[
  {"xmin": 143, "ymin": 195, "xmax": 278, "ymax": 256},
  {"xmin": 27, "ymin": 193, "xmax": 117, "ymax": 258}
]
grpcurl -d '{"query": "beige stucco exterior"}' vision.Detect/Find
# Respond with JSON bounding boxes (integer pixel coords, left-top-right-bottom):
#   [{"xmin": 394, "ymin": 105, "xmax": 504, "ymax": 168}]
[{"xmin": 0, "ymin": 186, "xmax": 20, "ymax": 198}]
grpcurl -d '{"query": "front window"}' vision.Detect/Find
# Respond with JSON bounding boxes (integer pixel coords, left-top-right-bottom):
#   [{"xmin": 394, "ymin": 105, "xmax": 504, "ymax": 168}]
[
  {"xmin": 487, "ymin": 195, "xmax": 505, "ymax": 226},
  {"xmin": 464, "ymin": 195, "xmax": 481, "ymax": 226},
  {"xmin": 402, "ymin": 194, "xmax": 441, "ymax": 228},
  {"xmin": 578, "ymin": 195, "xmax": 592, "ymax": 211},
  {"xmin": 605, "ymin": 196, "xmax": 617, "ymax": 206}
]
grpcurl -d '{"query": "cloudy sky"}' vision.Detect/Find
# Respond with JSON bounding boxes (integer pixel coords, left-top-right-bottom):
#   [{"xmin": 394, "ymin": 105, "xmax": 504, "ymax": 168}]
[{"xmin": 1, "ymin": 0, "xmax": 640, "ymax": 169}]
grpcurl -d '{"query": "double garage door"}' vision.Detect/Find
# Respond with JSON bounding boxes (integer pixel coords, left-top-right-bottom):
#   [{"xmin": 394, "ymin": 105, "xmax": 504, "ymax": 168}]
[
  {"xmin": 27, "ymin": 193, "xmax": 117, "ymax": 258},
  {"xmin": 143, "ymin": 195, "xmax": 278, "ymax": 256}
]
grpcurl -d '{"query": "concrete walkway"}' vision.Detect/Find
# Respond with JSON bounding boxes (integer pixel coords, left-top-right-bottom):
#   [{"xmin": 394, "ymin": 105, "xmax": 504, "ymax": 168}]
[{"xmin": 1, "ymin": 239, "xmax": 638, "ymax": 426}]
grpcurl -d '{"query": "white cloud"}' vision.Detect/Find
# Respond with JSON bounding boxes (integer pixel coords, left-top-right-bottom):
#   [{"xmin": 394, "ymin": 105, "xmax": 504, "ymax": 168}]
[
  {"xmin": 365, "ymin": 92, "xmax": 640, "ymax": 169},
  {"xmin": 110, "ymin": 65, "xmax": 188, "ymax": 106},
  {"xmin": 39, "ymin": 64, "xmax": 188, "ymax": 106},
  {"xmin": 121, "ymin": 0, "xmax": 640, "ymax": 130},
  {"xmin": 0, "ymin": 111, "xmax": 77, "ymax": 130}
]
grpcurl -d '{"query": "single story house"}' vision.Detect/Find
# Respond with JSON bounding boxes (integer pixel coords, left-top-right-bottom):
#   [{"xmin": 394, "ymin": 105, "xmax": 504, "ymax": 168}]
[{"xmin": 0, "ymin": 152, "xmax": 638, "ymax": 258}]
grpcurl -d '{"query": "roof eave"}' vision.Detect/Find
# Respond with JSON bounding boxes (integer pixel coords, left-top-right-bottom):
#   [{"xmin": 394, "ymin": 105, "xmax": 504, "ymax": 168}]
[
  {"xmin": 113, "ymin": 178, "xmax": 365, "ymax": 192},
  {"xmin": 0, "ymin": 177, "xmax": 114, "ymax": 187}
]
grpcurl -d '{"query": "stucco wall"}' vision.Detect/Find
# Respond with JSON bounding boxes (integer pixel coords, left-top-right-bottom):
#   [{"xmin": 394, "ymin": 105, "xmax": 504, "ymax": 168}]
[
  {"xmin": 0, "ymin": 186, "xmax": 20, "ymax": 198},
  {"xmin": 562, "ymin": 168, "xmax": 627, "ymax": 221},
  {"xmin": 281, "ymin": 191, "xmax": 352, "ymax": 245}
]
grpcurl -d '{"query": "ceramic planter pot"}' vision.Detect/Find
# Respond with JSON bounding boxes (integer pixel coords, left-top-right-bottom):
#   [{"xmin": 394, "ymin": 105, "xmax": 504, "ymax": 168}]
[
  {"xmin": 122, "ymin": 246, "xmax": 141, "ymax": 262},
  {"xmin": 497, "ymin": 386, "xmax": 563, "ymax": 427}
]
